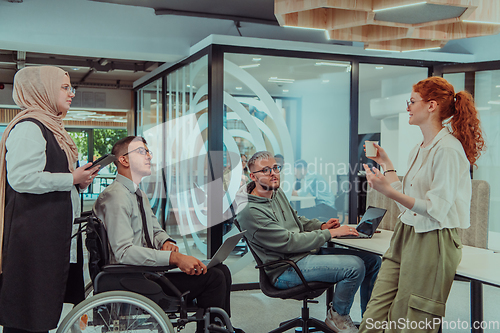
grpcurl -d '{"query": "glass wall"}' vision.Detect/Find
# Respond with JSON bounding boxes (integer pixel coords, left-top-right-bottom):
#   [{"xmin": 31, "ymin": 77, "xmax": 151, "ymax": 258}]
[
  {"xmin": 358, "ymin": 64, "xmax": 428, "ymax": 217},
  {"xmin": 137, "ymin": 55, "xmax": 210, "ymax": 261},
  {"xmin": 134, "ymin": 45, "xmax": 435, "ymax": 287},
  {"xmin": 223, "ymin": 53, "xmax": 351, "ymax": 283},
  {"xmin": 473, "ymin": 70, "xmax": 500, "ymax": 250}
]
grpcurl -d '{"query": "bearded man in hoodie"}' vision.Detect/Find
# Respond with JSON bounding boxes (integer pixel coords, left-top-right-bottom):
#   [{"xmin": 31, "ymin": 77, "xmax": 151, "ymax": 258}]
[{"xmin": 236, "ymin": 151, "xmax": 381, "ymax": 333}]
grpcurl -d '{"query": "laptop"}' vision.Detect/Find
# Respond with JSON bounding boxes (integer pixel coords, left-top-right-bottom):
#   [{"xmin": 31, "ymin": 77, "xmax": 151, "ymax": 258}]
[
  {"xmin": 202, "ymin": 230, "xmax": 246, "ymax": 268},
  {"xmin": 337, "ymin": 206, "xmax": 387, "ymax": 239}
]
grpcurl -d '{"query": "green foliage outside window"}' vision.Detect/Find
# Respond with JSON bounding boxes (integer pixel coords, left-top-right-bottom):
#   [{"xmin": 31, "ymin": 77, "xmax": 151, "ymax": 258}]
[{"xmin": 69, "ymin": 128, "xmax": 127, "ymax": 174}]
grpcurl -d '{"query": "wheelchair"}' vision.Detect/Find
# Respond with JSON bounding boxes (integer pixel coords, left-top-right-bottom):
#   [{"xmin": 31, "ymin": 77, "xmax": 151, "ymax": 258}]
[{"xmin": 57, "ymin": 211, "xmax": 236, "ymax": 333}]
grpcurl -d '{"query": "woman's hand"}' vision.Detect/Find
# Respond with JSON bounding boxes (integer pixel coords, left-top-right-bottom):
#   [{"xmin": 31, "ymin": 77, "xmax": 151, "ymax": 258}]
[
  {"xmin": 329, "ymin": 225, "xmax": 358, "ymax": 238},
  {"xmin": 364, "ymin": 143, "xmax": 393, "ymax": 171},
  {"xmin": 363, "ymin": 164, "xmax": 393, "ymax": 196},
  {"xmin": 73, "ymin": 163, "xmax": 100, "ymax": 190}
]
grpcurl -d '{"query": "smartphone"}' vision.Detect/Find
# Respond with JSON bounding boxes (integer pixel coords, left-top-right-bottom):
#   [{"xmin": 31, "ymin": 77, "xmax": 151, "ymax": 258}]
[{"xmin": 85, "ymin": 154, "xmax": 117, "ymax": 170}]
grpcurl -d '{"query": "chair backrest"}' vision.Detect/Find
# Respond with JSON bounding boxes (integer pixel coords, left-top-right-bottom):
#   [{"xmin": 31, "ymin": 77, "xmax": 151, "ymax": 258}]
[
  {"xmin": 85, "ymin": 213, "xmax": 110, "ymax": 282},
  {"xmin": 457, "ymin": 179, "xmax": 490, "ymax": 248}
]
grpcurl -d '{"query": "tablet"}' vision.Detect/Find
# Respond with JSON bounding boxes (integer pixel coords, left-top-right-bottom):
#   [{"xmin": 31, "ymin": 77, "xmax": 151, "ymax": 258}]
[{"xmin": 85, "ymin": 154, "xmax": 117, "ymax": 170}]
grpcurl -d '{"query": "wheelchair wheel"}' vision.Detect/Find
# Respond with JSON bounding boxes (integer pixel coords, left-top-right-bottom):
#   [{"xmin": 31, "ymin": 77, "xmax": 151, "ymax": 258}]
[{"xmin": 57, "ymin": 290, "xmax": 174, "ymax": 333}]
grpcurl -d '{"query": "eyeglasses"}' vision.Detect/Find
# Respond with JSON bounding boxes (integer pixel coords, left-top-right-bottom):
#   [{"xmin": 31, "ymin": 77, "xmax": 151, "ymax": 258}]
[
  {"xmin": 123, "ymin": 147, "xmax": 153, "ymax": 157},
  {"xmin": 406, "ymin": 99, "xmax": 423, "ymax": 108},
  {"xmin": 252, "ymin": 165, "xmax": 282, "ymax": 176},
  {"xmin": 62, "ymin": 86, "xmax": 76, "ymax": 95}
]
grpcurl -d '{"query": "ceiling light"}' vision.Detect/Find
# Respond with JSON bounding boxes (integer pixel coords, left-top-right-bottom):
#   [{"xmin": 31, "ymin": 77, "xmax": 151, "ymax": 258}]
[
  {"xmin": 72, "ymin": 68, "xmax": 80, "ymax": 71},
  {"xmin": 252, "ymin": 58, "xmax": 261, "ymax": 61},
  {"xmin": 236, "ymin": 87, "xmax": 243, "ymax": 90},
  {"xmin": 476, "ymin": 107, "xmax": 492, "ymax": 111},
  {"xmin": 283, "ymin": 89, "xmax": 289, "ymax": 93},
  {"xmin": 322, "ymin": 80, "xmax": 330, "ymax": 83},
  {"xmin": 401, "ymin": 47, "xmax": 441, "ymax": 52},
  {"xmin": 496, "ymin": 85, "xmax": 500, "ymax": 88},
  {"xmin": 315, "ymin": 62, "xmax": 350, "ymax": 67},
  {"xmin": 365, "ymin": 48, "xmax": 402, "ymax": 52},
  {"xmin": 374, "ymin": 2, "xmax": 427, "ymax": 12},
  {"xmin": 283, "ymin": 25, "xmax": 326, "ymax": 31},
  {"xmin": 239, "ymin": 64, "xmax": 260, "ymax": 69},
  {"xmin": 268, "ymin": 77, "xmax": 295, "ymax": 84},
  {"xmin": 375, "ymin": 66, "xmax": 384, "ymax": 70},
  {"xmin": 487, "ymin": 101, "xmax": 500, "ymax": 105}
]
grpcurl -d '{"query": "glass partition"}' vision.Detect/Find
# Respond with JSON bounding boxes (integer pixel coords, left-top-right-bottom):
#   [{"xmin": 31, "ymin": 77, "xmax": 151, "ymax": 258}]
[
  {"xmin": 137, "ymin": 55, "xmax": 210, "ymax": 261},
  {"xmin": 223, "ymin": 53, "xmax": 351, "ymax": 283},
  {"xmin": 473, "ymin": 70, "xmax": 500, "ymax": 250},
  {"xmin": 358, "ymin": 64, "xmax": 428, "ymax": 218}
]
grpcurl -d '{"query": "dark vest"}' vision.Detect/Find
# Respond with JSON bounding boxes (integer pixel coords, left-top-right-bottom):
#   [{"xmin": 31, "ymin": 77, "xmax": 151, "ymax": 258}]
[{"xmin": 0, "ymin": 118, "xmax": 80, "ymax": 331}]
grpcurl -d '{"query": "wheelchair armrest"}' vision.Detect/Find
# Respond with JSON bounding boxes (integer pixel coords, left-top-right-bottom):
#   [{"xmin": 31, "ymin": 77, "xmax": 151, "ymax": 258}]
[
  {"xmin": 256, "ymin": 258, "xmax": 314, "ymax": 292},
  {"xmin": 102, "ymin": 264, "xmax": 177, "ymax": 273}
]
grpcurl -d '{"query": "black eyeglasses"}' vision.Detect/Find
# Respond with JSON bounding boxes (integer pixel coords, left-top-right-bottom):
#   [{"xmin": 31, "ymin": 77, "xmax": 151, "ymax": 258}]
[
  {"xmin": 252, "ymin": 165, "xmax": 282, "ymax": 176},
  {"xmin": 123, "ymin": 147, "xmax": 153, "ymax": 157}
]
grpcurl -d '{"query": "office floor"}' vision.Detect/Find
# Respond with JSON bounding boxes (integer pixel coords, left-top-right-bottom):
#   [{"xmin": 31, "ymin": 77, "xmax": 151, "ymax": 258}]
[{"xmin": 0, "ymin": 279, "xmax": 498, "ymax": 332}]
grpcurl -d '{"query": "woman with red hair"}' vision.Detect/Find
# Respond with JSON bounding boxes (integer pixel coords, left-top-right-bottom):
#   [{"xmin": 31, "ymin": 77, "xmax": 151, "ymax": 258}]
[{"xmin": 359, "ymin": 76, "xmax": 485, "ymax": 333}]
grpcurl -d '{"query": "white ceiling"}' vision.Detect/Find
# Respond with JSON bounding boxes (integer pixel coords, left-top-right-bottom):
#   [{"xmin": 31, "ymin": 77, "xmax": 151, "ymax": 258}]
[{"xmin": 1, "ymin": 0, "xmax": 500, "ymax": 90}]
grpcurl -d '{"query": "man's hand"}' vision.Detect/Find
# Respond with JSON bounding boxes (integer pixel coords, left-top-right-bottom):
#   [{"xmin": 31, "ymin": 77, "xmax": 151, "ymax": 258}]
[
  {"xmin": 329, "ymin": 225, "xmax": 358, "ymax": 238},
  {"xmin": 170, "ymin": 252, "xmax": 207, "ymax": 275},
  {"xmin": 321, "ymin": 218, "xmax": 340, "ymax": 230},
  {"xmin": 161, "ymin": 241, "xmax": 179, "ymax": 252}
]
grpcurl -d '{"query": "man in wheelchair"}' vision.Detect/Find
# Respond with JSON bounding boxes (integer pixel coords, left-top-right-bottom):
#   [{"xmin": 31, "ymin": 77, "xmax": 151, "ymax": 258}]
[{"xmin": 93, "ymin": 136, "xmax": 237, "ymax": 332}]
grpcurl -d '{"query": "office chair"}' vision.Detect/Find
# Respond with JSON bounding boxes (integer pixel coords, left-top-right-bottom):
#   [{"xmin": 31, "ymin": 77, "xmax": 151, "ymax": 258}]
[{"xmin": 233, "ymin": 219, "xmax": 336, "ymax": 333}]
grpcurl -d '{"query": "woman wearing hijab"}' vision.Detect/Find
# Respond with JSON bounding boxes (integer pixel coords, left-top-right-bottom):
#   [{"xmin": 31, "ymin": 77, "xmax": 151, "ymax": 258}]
[{"xmin": 0, "ymin": 66, "xmax": 100, "ymax": 333}]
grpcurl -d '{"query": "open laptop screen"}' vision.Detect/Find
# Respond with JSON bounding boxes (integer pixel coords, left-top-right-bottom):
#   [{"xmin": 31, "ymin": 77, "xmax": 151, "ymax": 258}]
[{"xmin": 356, "ymin": 206, "xmax": 387, "ymax": 236}]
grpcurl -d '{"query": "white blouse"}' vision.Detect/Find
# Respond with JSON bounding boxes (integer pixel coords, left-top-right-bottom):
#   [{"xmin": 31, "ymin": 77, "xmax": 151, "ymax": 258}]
[
  {"xmin": 391, "ymin": 127, "xmax": 471, "ymax": 233},
  {"xmin": 5, "ymin": 121, "xmax": 80, "ymax": 263}
]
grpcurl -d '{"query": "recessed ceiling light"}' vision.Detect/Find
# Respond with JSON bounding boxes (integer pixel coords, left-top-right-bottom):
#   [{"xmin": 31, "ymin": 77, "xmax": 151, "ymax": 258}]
[
  {"xmin": 374, "ymin": 2, "xmax": 426, "ymax": 12},
  {"xmin": 239, "ymin": 64, "xmax": 260, "ymax": 69},
  {"xmin": 315, "ymin": 62, "xmax": 350, "ymax": 67},
  {"xmin": 283, "ymin": 89, "xmax": 289, "ymax": 93},
  {"xmin": 495, "ymin": 85, "xmax": 500, "ymax": 88},
  {"xmin": 268, "ymin": 77, "xmax": 295, "ymax": 84},
  {"xmin": 283, "ymin": 25, "xmax": 326, "ymax": 32},
  {"xmin": 375, "ymin": 66, "xmax": 384, "ymax": 70},
  {"xmin": 72, "ymin": 68, "xmax": 79, "ymax": 71},
  {"xmin": 252, "ymin": 58, "xmax": 261, "ymax": 62},
  {"xmin": 322, "ymin": 79, "xmax": 330, "ymax": 83},
  {"xmin": 236, "ymin": 87, "xmax": 243, "ymax": 90}
]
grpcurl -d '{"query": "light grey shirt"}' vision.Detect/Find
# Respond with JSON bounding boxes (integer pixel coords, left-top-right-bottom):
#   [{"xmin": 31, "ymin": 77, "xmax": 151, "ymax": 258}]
[
  {"xmin": 93, "ymin": 174, "xmax": 173, "ymax": 266},
  {"xmin": 390, "ymin": 127, "xmax": 471, "ymax": 233},
  {"xmin": 5, "ymin": 121, "xmax": 80, "ymax": 262}
]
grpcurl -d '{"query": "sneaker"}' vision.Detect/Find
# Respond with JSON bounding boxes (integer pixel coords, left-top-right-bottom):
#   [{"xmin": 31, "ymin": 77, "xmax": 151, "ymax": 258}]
[{"xmin": 325, "ymin": 308, "xmax": 358, "ymax": 333}]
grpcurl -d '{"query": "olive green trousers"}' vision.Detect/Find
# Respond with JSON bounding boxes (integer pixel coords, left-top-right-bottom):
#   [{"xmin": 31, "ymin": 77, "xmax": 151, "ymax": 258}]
[{"xmin": 359, "ymin": 221, "xmax": 462, "ymax": 333}]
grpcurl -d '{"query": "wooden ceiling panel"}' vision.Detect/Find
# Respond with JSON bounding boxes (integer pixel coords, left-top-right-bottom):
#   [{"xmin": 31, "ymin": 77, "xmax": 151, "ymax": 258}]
[{"xmin": 276, "ymin": 0, "xmax": 500, "ymax": 51}]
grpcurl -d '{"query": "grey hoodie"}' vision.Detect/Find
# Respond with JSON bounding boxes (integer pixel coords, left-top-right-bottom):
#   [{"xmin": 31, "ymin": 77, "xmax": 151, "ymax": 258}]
[{"xmin": 235, "ymin": 182, "xmax": 332, "ymax": 283}]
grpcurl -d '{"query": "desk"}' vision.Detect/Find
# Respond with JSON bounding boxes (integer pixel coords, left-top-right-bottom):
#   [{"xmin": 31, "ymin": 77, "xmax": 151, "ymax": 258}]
[{"xmin": 331, "ymin": 230, "xmax": 500, "ymax": 333}]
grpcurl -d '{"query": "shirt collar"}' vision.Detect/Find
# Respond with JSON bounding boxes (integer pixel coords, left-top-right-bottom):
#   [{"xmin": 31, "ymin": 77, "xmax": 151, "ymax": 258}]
[
  {"xmin": 422, "ymin": 127, "xmax": 451, "ymax": 150},
  {"xmin": 115, "ymin": 173, "xmax": 138, "ymax": 193}
]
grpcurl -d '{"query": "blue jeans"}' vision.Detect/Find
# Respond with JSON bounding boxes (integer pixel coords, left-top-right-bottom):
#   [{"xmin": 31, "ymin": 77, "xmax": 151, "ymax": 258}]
[{"xmin": 274, "ymin": 247, "xmax": 381, "ymax": 316}]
